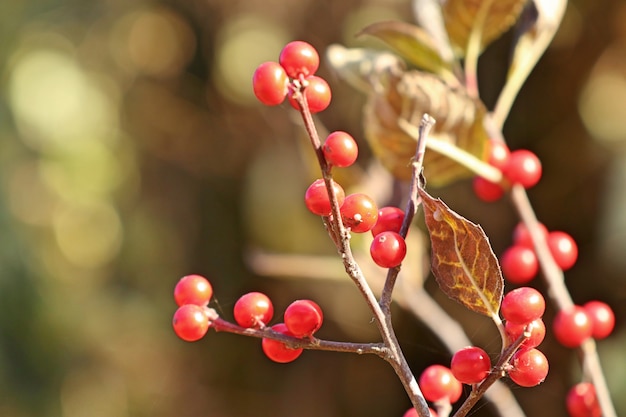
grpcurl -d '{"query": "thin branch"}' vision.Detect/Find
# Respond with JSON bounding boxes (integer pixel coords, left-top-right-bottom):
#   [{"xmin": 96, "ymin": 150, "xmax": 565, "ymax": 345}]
[{"xmin": 464, "ymin": 0, "xmax": 496, "ymax": 97}]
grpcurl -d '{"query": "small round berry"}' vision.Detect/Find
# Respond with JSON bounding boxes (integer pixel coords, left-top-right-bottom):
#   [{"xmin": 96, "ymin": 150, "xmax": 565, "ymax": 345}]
[
  {"xmin": 289, "ymin": 75, "xmax": 331, "ymax": 113},
  {"xmin": 341, "ymin": 193, "xmax": 378, "ymax": 233},
  {"xmin": 508, "ymin": 348, "xmax": 549, "ymax": 387},
  {"xmin": 284, "ymin": 299, "xmax": 323, "ymax": 337},
  {"xmin": 472, "ymin": 176, "xmax": 505, "ymax": 202},
  {"xmin": 450, "ymin": 346, "xmax": 492, "ymax": 384},
  {"xmin": 553, "ymin": 305, "xmax": 592, "ymax": 348},
  {"xmin": 402, "ymin": 407, "xmax": 438, "ymax": 417},
  {"xmin": 584, "ymin": 301, "xmax": 615, "ymax": 340},
  {"xmin": 486, "ymin": 140, "xmax": 511, "ymax": 170},
  {"xmin": 503, "ymin": 149, "xmax": 542, "ymax": 189},
  {"xmin": 500, "ymin": 245, "xmax": 539, "ymax": 284},
  {"xmin": 419, "ymin": 364, "xmax": 463, "ymax": 403},
  {"xmin": 512, "ymin": 222, "xmax": 549, "ymax": 248},
  {"xmin": 547, "ymin": 231, "xmax": 578, "ymax": 270},
  {"xmin": 370, "ymin": 231, "xmax": 407, "ymax": 268},
  {"xmin": 252, "ymin": 62, "xmax": 289, "ymax": 106},
  {"xmin": 279, "ymin": 41, "xmax": 320, "ymax": 78},
  {"xmin": 371, "ymin": 206, "xmax": 405, "ymax": 237},
  {"xmin": 304, "ymin": 178, "xmax": 345, "ymax": 216},
  {"xmin": 500, "ymin": 287, "xmax": 546, "ymax": 324},
  {"xmin": 172, "ymin": 304, "xmax": 209, "ymax": 342},
  {"xmin": 174, "ymin": 274, "xmax": 213, "ymax": 307},
  {"xmin": 262, "ymin": 323, "xmax": 303, "ymax": 363},
  {"xmin": 505, "ymin": 318, "xmax": 546, "ymax": 349},
  {"xmin": 323, "ymin": 131, "xmax": 359, "ymax": 168},
  {"xmin": 233, "ymin": 292, "xmax": 274, "ymax": 329},
  {"xmin": 566, "ymin": 382, "xmax": 601, "ymax": 417}
]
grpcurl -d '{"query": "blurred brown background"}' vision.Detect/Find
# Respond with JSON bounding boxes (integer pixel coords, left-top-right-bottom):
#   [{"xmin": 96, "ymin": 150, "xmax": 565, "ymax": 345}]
[{"xmin": 1, "ymin": 0, "xmax": 625, "ymax": 416}]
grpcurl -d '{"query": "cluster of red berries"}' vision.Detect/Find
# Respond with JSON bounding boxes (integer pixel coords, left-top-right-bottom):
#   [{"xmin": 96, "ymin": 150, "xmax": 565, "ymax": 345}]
[
  {"xmin": 171, "ymin": 274, "xmax": 324, "ymax": 363},
  {"xmin": 500, "ymin": 221, "xmax": 578, "ymax": 284},
  {"xmin": 473, "ymin": 140, "xmax": 542, "ymax": 202},
  {"xmin": 252, "ymin": 41, "xmax": 331, "ymax": 113}
]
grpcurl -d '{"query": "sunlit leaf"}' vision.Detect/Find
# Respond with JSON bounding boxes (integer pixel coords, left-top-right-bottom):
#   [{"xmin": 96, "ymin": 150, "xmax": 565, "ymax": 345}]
[
  {"xmin": 443, "ymin": 0, "xmax": 527, "ymax": 54},
  {"xmin": 418, "ymin": 187, "xmax": 503, "ymax": 317},
  {"xmin": 358, "ymin": 20, "xmax": 452, "ymax": 76}
]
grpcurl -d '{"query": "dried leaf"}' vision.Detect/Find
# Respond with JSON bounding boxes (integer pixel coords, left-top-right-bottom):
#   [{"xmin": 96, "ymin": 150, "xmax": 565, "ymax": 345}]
[
  {"xmin": 418, "ymin": 187, "xmax": 503, "ymax": 317},
  {"xmin": 359, "ymin": 21, "xmax": 452, "ymax": 76},
  {"xmin": 443, "ymin": 0, "xmax": 527, "ymax": 54}
]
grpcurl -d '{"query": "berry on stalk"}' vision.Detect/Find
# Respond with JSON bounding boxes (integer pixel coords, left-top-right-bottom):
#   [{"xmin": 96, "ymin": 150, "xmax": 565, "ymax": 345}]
[
  {"xmin": 279, "ymin": 41, "xmax": 320, "ymax": 78},
  {"xmin": 553, "ymin": 305, "xmax": 592, "ymax": 348},
  {"xmin": 370, "ymin": 231, "xmax": 407, "ymax": 268},
  {"xmin": 500, "ymin": 287, "xmax": 546, "ymax": 324},
  {"xmin": 503, "ymin": 149, "xmax": 542, "ymax": 189},
  {"xmin": 340, "ymin": 193, "xmax": 378, "ymax": 233},
  {"xmin": 547, "ymin": 231, "xmax": 578, "ymax": 270},
  {"xmin": 371, "ymin": 206, "xmax": 405, "ymax": 237},
  {"xmin": 472, "ymin": 176, "xmax": 505, "ymax": 202},
  {"xmin": 284, "ymin": 299, "xmax": 323, "ymax": 338},
  {"xmin": 262, "ymin": 323, "xmax": 303, "ymax": 363},
  {"xmin": 505, "ymin": 318, "xmax": 546, "ymax": 349},
  {"xmin": 252, "ymin": 62, "xmax": 289, "ymax": 106},
  {"xmin": 172, "ymin": 304, "xmax": 209, "ymax": 342},
  {"xmin": 322, "ymin": 131, "xmax": 358, "ymax": 168},
  {"xmin": 566, "ymin": 382, "xmax": 601, "ymax": 417},
  {"xmin": 233, "ymin": 292, "xmax": 274, "ymax": 329},
  {"xmin": 288, "ymin": 75, "xmax": 331, "ymax": 114},
  {"xmin": 508, "ymin": 348, "xmax": 549, "ymax": 387},
  {"xmin": 304, "ymin": 178, "xmax": 345, "ymax": 216},
  {"xmin": 418, "ymin": 364, "xmax": 463, "ymax": 404},
  {"xmin": 174, "ymin": 274, "xmax": 213, "ymax": 307},
  {"xmin": 512, "ymin": 221, "xmax": 549, "ymax": 248},
  {"xmin": 450, "ymin": 346, "xmax": 491, "ymax": 384},
  {"xmin": 584, "ymin": 300, "xmax": 615, "ymax": 339},
  {"xmin": 500, "ymin": 245, "xmax": 539, "ymax": 284}
]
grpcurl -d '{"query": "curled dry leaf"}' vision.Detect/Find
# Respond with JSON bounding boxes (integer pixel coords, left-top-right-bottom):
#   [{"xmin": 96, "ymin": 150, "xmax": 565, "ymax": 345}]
[{"xmin": 417, "ymin": 187, "xmax": 503, "ymax": 318}]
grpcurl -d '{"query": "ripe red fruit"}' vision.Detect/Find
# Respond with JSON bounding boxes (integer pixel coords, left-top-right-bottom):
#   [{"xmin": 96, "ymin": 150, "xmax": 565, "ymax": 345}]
[
  {"xmin": 512, "ymin": 221, "xmax": 549, "ymax": 248},
  {"xmin": 304, "ymin": 178, "xmax": 345, "ymax": 216},
  {"xmin": 553, "ymin": 305, "xmax": 592, "ymax": 348},
  {"xmin": 279, "ymin": 41, "xmax": 320, "ymax": 78},
  {"xmin": 284, "ymin": 299, "xmax": 323, "ymax": 337},
  {"xmin": 486, "ymin": 140, "xmax": 511, "ymax": 170},
  {"xmin": 322, "ymin": 131, "xmax": 358, "ymax": 168},
  {"xmin": 505, "ymin": 318, "xmax": 546, "ymax": 349},
  {"xmin": 547, "ymin": 231, "xmax": 578, "ymax": 270},
  {"xmin": 370, "ymin": 231, "xmax": 407, "ymax": 268},
  {"xmin": 472, "ymin": 176, "xmax": 505, "ymax": 202},
  {"xmin": 252, "ymin": 62, "xmax": 289, "ymax": 106},
  {"xmin": 566, "ymin": 382, "xmax": 601, "ymax": 417},
  {"xmin": 500, "ymin": 287, "xmax": 546, "ymax": 324},
  {"xmin": 450, "ymin": 346, "xmax": 491, "ymax": 384},
  {"xmin": 371, "ymin": 206, "xmax": 405, "ymax": 237},
  {"xmin": 503, "ymin": 149, "xmax": 542, "ymax": 189},
  {"xmin": 233, "ymin": 292, "xmax": 274, "ymax": 329},
  {"xmin": 262, "ymin": 323, "xmax": 303, "ymax": 363},
  {"xmin": 500, "ymin": 245, "xmax": 539, "ymax": 284},
  {"xmin": 341, "ymin": 193, "xmax": 379, "ymax": 233},
  {"xmin": 584, "ymin": 301, "xmax": 615, "ymax": 339},
  {"xmin": 174, "ymin": 274, "xmax": 213, "ymax": 307},
  {"xmin": 289, "ymin": 75, "xmax": 331, "ymax": 113},
  {"xmin": 508, "ymin": 348, "xmax": 549, "ymax": 387},
  {"xmin": 419, "ymin": 364, "xmax": 463, "ymax": 403},
  {"xmin": 172, "ymin": 304, "xmax": 209, "ymax": 342},
  {"xmin": 402, "ymin": 407, "xmax": 438, "ymax": 417}
]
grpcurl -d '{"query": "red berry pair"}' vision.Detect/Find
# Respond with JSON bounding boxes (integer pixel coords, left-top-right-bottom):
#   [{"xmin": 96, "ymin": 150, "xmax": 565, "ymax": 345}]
[
  {"xmin": 553, "ymin": 301, "xmax": 615, "ymax": 348},
  {"xmin": 172, "ymin": 274, "xmax": 214, "ymax": 342}
]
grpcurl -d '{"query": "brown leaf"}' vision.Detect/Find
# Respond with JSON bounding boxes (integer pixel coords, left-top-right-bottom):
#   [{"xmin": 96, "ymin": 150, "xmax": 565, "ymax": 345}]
[
  {"xmin": 443, "ymin": 0, "xmax": 527, "ymax": 54},
  {"xmin": 418, "ymin": 187, "xmax": 503, "ymax": 317}
]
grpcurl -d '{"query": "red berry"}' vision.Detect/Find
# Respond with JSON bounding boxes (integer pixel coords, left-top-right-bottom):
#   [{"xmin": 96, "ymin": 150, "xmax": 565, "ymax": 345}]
[
  {"xmin": 547, "ymin": 231, "xmax": 578, "ymax": 270},
  {"xmin": 341, "ymin": 193, "xmax": 378, "ymax": 233},
  {"xmin": 486, "ymin": 140, "xmax": 511, "ymax": 170},
  {"xmin": 289, "ymin": 75, "xmax": 331, "ymax": 113},
  {"xmin": 472, "ymin": 176, "xmax": 505, "ymax": 202},
  {"xmin": 512, "ymin": 222, "xmax": 549, "ymax": 248},
  {"xmin": 252, "ymin": 62, "xmax": 289, "ymax": 106},
  {"xmin": 566, "ymin": 382, "xmax": 601, "ymax": 417},
  {"xmin": 553, "ymin": 305, "xmax": 593, "ymax": 348},
  {"xmin": 370, "ymin": 231, "xmax": 407, "ymax": 268},
  {"xmin": 584, "ymin": 301, "xmax": 615, "ymax": 339},
  {"xmin": 284, "ymin": 299, "xmax": 323, "ymax": 337},
  {"xmin": 174, "ymin": 274, "xmax": 213, "ymax": 307},
  {"xmin": 508, "ymin": 348, "xmax": 549, "ymax": 387},
  {"xmin": 304, "ymin": 178, "xmax": 345, "ymax": 216},
  {"xmin": 322, "ymin": 131, "xmax": 359, "ymax": 168},
  {"xmin": 505, "ymin": 318, "xmax": 546, "ymax": 349},
  {"xmin": 262, "ymin": 323, "xmax": 303, "ymax": 363},
  {"xmin": 279, "ymin": 41, "xmax": 320, "ymax": 78},
  {"xmin": 402, "ymin": 408, "xmax": 438, "ymax": 417},
  {"xmin": 419, "ymin": 365, "xmax": 463, "ymax": 403},
  {"xmin": 504, "ymin": 149, "xmax": 542, "ymax": 188},
  {"xmin": 450, "ymin": 346, "xmax": 491, "ymax": 384},
  {"xmin": 233, "ymin": 292, "xmax": 274, "ymax": 329},
  {"xmin": 172, "ymin": 304, "xmax": 209, "ymax": 342},
  {"xmin": 500, "ymin": 287, "xmax": 546, "ymax": 324},
  {"xmin": 371, "ymin": 206, "xmax": 405, "ymax": 237},
  {"xmin": 500, "ymin": 245, "xmax": 539, "ymax": 284}
]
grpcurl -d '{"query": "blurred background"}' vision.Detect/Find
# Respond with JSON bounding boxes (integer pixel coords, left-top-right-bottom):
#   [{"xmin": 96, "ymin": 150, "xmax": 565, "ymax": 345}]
[{"xmin": 1, "ymin": 0, "xmax": 626, "ymax": 416}]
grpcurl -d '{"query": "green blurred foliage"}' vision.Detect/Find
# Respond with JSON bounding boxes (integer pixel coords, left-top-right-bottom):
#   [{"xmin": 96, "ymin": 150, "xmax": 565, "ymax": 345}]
[{"xmin": 0, "ymin": 0, "xmax": 624, "ymax": 417}]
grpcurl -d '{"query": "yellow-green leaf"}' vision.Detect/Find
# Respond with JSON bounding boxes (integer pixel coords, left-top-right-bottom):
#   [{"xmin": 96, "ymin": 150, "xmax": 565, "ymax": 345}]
[
  {"xmin": 359, "ymin": 20, "xmax": 452, "ymax": 76},
  {"xmin": 418, "ymin": 187, "xmax": 503, "ymax": 317}
]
